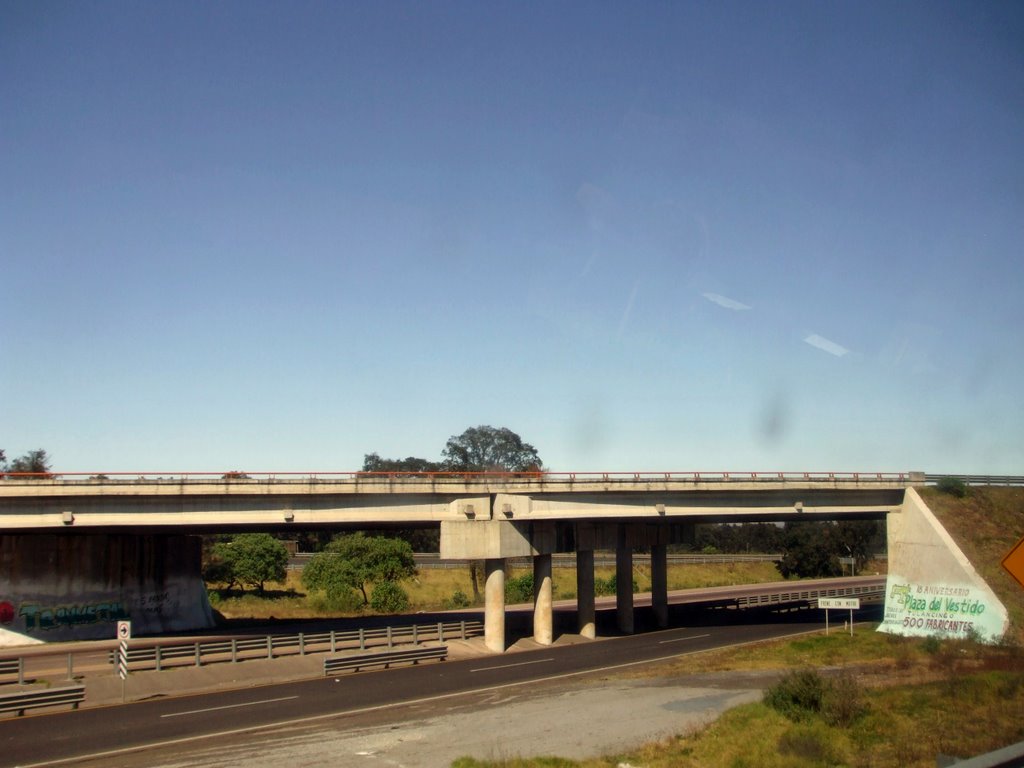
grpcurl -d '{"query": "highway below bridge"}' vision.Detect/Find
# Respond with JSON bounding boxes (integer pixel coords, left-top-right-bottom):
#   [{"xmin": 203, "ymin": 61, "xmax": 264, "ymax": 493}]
[{"xmin": 0, "ymin": 591, "xmax": 885, "ymax": 768}]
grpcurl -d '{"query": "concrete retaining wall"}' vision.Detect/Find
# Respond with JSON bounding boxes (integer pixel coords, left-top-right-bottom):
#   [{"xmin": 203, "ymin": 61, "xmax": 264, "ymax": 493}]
[
  {"xmin": 879, "ymin": 488, "xmax": 1008, "ymax": 642},
  {"xmin": 0, "ymin": 533, "xmax": 214, "ymax": 647}
]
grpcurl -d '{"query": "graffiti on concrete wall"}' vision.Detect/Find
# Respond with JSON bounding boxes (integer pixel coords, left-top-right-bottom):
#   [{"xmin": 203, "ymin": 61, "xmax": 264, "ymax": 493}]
[
  {"xmin": 12, "ymin": 600, "xmax": 130, "ymax": 631},
  {"xmin": 1, "ymin": 589, "xmax": 183, "ymax": 636},
  {"xmin": 878, "ymin": 575, "xmax": 1004, "ymax": 641}
]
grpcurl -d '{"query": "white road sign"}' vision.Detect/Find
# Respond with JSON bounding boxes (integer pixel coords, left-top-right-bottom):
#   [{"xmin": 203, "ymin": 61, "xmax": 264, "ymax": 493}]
[
  {"xmin": 818, "ymin": 598, "xmax": 860, "ymax": 610},
  {"xmin": 117, "ymin": 620, "xmax": 132, "ymax": 640}
]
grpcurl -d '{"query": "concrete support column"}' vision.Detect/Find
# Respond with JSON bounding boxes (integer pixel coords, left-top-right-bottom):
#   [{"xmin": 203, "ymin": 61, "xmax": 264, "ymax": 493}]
[
  {"xmin": 576, "ymin": 549, "xmax": 596, "ymax": 639},
  {"xmin": 484, "ymin": 558, "xmax": 506, "ymax": 653},
  {"xmin": 533, "ymin": 553, "xmax": 553, "ymax": 645},
  {"xmin": 651, "ymin": 542, "xmax": 668, "ymax": 629},
  {"xmin": 616, "ymin": 525, "xmax": 634, "ymax": 635}
]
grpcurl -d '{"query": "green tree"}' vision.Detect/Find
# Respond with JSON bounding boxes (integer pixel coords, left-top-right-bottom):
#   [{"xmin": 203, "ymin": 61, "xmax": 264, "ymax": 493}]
[
  {"xmin": 362, "ymin": 453, "xmax": 443, "ymax": 474},
  {"xmin": 6, "ymin": 449, "xmax": 52, "ymax": 477},
  {"xmin": 778, "ymin": 521, "xmax": 853, "ymax": 579},
  {"xmin": 441, "ymin": 426, "xmax": 543, "ymax": 472},
  {"xmin": 302, "ymin": 533, "xmax": 417, "ymax": 606},
  {"xmin": 369, "ymin": 581, "xmax": 410, "ymax": 613},
  {"xmin": 212, "ymin": 534, "xmax": 288, "ymax": 594}
]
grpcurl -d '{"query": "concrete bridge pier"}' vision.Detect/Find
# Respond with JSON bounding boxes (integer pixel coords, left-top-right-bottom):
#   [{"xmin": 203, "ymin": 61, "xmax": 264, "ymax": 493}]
[
  {"xmin": 484, "ymin": 558, "xmax": 506, "ymax": 653},
  {"xmin": 651, "ymin": 542, "xmax": 668, "ymax": 629},
  {"xmin": 616, "ymin": 524, "xmax": 634, "ymax": 635},
  {"xmin": 532, "ymin": 553, "xmax": 553, "ymax": 645},
  {"xmin": 576, "ymin": 548, "xmax": 596, "ymax": 639}
]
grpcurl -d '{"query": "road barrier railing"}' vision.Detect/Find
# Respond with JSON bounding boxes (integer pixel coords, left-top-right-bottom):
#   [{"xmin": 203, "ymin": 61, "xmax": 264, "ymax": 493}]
[
  {"xmin": 100, "ymin": 619, "xmax": 481, "ymax": 673},
  {"xmin": 735, "ymin": 582, "xmax": 885, "ymax": 609},
  {"xmin": 0, "ymin": 470, "xmax": 920, "ymax": 484},
  {"xmin": 0, "ymin": 659, "xmax": 25, "ymax": 686},
  {"xmin": 290, "ymin": 552, "xmax": 784, "ymax": 571},
  {"xmin": 323, "ymin": 644, "xmax": 448, "ymax": 675},
  {"xmin": 0, "ymin": 684, "xmax": 85, "ymax": 717},
  {"xmin": 924, "ymin": 474, "xmax": 1024, "ymax": 487}
]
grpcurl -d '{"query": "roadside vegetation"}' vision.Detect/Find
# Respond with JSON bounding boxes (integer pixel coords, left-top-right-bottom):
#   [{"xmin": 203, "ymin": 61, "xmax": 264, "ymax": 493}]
[
  {"xmin": 205, "ymin": 560, "xmax": 789, "ymax": 619},
  {"xmin": 450, "ymin": 486, "xmax": 1024, "ymax": 767},
  {"xmin": 451, "ymin": 630, "xmax": 1024, "ymax": 768}
]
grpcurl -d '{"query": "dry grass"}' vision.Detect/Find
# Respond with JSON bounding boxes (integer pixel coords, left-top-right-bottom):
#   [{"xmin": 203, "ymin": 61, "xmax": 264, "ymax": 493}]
[
  {"xmin": 453, "ymin": 633, "xmax": 1024, "ymax": 768},
  {"xmin": 918, "ymin": 486, "xmax": 1024, "ymax": 643},
  {"xmin": 209, "ymin": 561, "xmax": 787, "ymax": 619}
]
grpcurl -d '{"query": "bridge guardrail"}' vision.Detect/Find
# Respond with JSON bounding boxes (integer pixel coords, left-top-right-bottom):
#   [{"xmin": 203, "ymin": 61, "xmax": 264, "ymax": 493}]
[
  {"xmin": 735, "ymin": 583, "xmax": 885, "ymax": 609},
  {"xmin": 0, "ymin": 470, "xmax": 920, "ymax": 484},
  {"xmin": 924, "ymin": 474, "xmax": 1024, "ymax": 487},
  {"xmin": 99, "ymin": 620, "xmax": 482, "ymax": 673},
  {"xmin": 289, "ymin": 552, "xmax": 784, "ymax": 570}
]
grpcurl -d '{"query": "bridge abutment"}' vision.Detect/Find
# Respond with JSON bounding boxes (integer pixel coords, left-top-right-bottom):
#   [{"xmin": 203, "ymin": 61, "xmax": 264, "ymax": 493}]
[{"xmin": 0, "ymin": 533, "xmax": 214, "ymax": 647}]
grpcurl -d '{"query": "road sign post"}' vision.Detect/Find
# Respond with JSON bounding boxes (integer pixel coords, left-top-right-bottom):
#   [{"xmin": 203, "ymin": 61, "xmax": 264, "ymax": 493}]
[
  {"xmin": 116, "ymin": 621, "xmax": 131, "ymax": 702},
  {"xmin": 817, "ymin": 598, "xmax": 860, "ymax": 637}
]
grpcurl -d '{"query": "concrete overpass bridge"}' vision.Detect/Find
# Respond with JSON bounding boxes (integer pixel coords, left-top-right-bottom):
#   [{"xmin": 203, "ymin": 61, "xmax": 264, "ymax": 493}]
[{"xmin": 0, "ymin": 471, "xmax": 920, "ymax": 651}]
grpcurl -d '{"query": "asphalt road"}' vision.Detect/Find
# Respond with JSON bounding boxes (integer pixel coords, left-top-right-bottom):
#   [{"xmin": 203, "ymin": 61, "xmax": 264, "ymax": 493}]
[{"xmin": 0, "ymin": 606, "xmax": 881, "ymax": 768}]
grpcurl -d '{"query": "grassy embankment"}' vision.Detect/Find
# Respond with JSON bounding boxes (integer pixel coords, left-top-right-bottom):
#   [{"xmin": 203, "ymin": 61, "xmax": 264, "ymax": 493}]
[
  {"xmin": 451, "ymin": 486, "xmax": 1024, "ymax": 768},
  {"xmin": 209, "ymin": 560, "xmax": 787, "ymax": 620}
]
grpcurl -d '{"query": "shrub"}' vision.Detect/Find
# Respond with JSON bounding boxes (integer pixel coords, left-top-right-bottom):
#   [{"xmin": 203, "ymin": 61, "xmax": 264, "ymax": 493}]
[
  {"xmin": 936, "ymin": 477, "xmax": 968, "ymax": 497},
  {"xmin": 922, "ymin": 635, "xmax": 942, "ymax": 654},
  {"xmin": 505, "ymin": 573, "xmax": 534, "ymax": 603},
  {"xmin": 764, "ymin": 669, "xmax": 829, "ymax": 722},
  {"xmin": 370, "ymin": 581, "xmax": 410, "ymax": 613},
  {"xmin": 445, "ymin": 590, "xmax": 471, "ymax": 609},
  {"xmin": 777, "ymin": 721, "xmax": 843, "ymax": 763},
  {"xmin": 822, "ymin": 671, "xmax": 866, "ymax": 727},
  {"xmin": 593, "ymin": 574, "xmax": 640, "ymax": 596},
  {"xmin": 309, "ymin": 586, "xmax": 363, "ymax": 613}
]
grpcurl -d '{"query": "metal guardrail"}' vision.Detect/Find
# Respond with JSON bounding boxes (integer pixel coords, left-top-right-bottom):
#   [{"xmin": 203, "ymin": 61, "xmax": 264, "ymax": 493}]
[
  {"xmin": 101, "ymin": 620, "xmax": 481, "ymax": 673},
  {"xmin": 0, "ymin": 470, "xmax": 919, "ymax": 483},
  {"xmin": 323, "ymin": 645, "xmax": 448, "ymax": 675},
  {"xmin": 0, "ymin": 684, "xmax": 85, "ymax": 717},
  {"xmin": 924, "ymin": 474, "xmax": 1024, "ymax": 487},
  {"xmin": 735, "ymin": 583, "xmax": 885, "ymax": 609},
  {"xmin": 289, "ymin": 552, "xmax": 784, "ymax": 571},
  {"xmin": 0, "ymin": 659, "xmax": 24, "ymax": 686}
]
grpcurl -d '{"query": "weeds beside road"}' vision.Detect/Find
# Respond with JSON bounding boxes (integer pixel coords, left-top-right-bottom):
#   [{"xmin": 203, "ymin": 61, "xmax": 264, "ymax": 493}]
[{"xmin": 453, "ymin": 629, "xmax": 1024, "ymax": 768}]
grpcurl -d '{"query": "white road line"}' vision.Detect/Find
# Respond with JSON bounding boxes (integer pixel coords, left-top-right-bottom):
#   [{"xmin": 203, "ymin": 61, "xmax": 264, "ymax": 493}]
[
  {"xmin": 16, "ymin": 625, "xmax": 833, "ymax": 768},
  {"xmin": 161, "ymin": 695, "xmax": 299, "ymax": 718},
  {"xmin": 470, "ymin": 658, "xmax": 554, "ymax": 673},
  {"xmin": 658, "ymin": 633, "xmax": 711, "ymax": 645}
]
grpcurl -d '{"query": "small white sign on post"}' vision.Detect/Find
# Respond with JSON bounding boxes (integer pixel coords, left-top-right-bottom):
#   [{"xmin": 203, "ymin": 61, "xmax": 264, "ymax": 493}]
[
  {"xmin": 817, "ymin": 598, "xmax": 861, "ymax": 636},
  {"xmin": 117, "ymin": 621, "xmax": 132, "ymax": 641},
  {"xmin": 818, "ymin": 598, "xmax": 861, "ymax": 610}
]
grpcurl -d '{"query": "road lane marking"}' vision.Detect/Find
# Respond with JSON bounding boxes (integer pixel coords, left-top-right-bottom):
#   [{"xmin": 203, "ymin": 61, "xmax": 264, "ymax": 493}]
[
  {"xmin": 16, "ymin": 625, "xmax": 838, "ymax": 768},
  {"xmin": 161, "ymin": 695, "xmax": 299, "ymax": 718},
  {"xmin": 470, "ymin": 657, "xmax": 554, "ymax": 673},
  {"xmin": 658, "ymin": 633, "xmax": 711, "ymax": 645}
]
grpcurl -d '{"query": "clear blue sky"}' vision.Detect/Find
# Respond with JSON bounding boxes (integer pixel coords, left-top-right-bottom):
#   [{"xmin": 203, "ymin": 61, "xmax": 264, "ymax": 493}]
[{"xmin": 2, "ymin": 2, "xmax": 1022, "ymax": 474}]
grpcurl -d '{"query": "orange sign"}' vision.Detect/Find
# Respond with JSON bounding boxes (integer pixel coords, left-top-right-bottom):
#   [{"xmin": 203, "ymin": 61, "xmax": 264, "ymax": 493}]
[{"xmin": 1002, "ymin": 536, "xmax": 1024, "ymax": 590}]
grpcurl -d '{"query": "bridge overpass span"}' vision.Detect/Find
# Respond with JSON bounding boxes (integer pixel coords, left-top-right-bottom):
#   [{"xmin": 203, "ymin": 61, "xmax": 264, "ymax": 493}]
[
  {"xmin": 0, "ymin": 471, "xmax": 922, "ymax": 652},
  {"xmin": 0, "ymin": 471, "xmax": 916, "ymax": 531}
]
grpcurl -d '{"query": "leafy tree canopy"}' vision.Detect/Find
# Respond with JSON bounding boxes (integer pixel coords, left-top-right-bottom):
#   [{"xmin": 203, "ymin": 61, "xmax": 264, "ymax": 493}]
[
  {"xmin": 302, "ymin": 533, "xmax": 416, "ymax": 605},
  {"xmin": 362, "ymin": 453, "xmax": 442, "ymax": 473},
  {"xmin": 777, "ymin": 520, "xmax": 883, "ymax": 579},
  {"xmin": 212, "ymin": 533, "xmax": 288, "ymax": 594},
  {"xmin": 3, "ymin": 449, "xmax": 52, "ymax": 476},
  {"xmin": 441, "ymin": 425, "xmax": 542, "ymax": 472}
]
